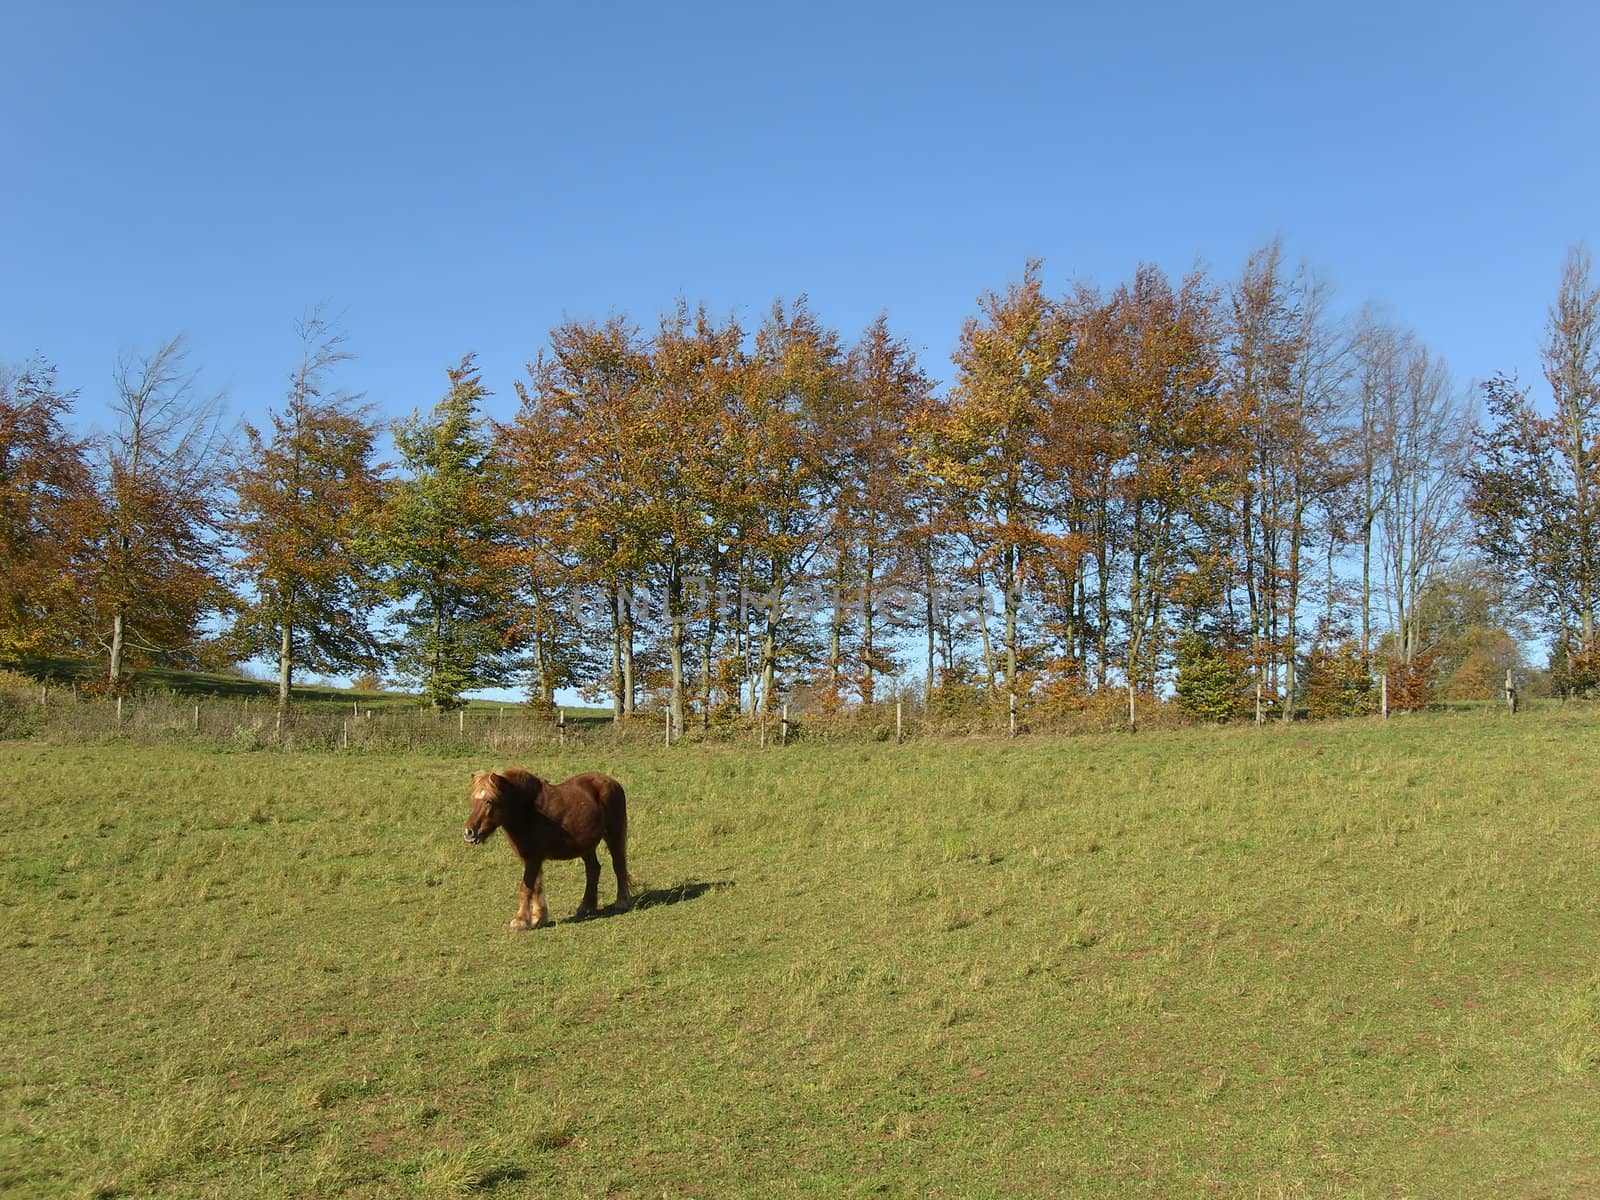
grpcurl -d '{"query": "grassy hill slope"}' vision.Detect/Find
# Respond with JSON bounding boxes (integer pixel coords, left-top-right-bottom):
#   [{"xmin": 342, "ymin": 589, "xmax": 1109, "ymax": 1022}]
[{"xmin": 2, "ymin": 707, "xmax": 1597, "ymax": 1197}]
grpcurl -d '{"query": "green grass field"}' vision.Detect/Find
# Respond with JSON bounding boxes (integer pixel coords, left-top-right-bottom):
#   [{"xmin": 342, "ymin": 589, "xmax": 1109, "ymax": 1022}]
[{"xmin": 3, "ymin": 708, "xmax": 1599, "ymax": 1197}]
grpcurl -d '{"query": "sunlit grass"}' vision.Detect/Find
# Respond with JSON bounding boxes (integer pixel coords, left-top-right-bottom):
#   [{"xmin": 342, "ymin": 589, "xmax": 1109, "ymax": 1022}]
[{"xmin": 2, "ymin": 706, "xmax": 1599, "ymax": 1196}]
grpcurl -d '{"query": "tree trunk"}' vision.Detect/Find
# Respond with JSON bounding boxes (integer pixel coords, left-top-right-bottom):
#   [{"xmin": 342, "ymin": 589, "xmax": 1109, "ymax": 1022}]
[
  {"xmin": 861, "ymin": 541, "xmax": 876, "ymax": 706},
  {"xmin": 668, "ymin": 568, "xmax": 685, "ymax": 738},
  {"xmin": 693, "ymin": 557, "xmax": 719, "ymax": 732},
  {"xmin": 828, "ymin": 555, "xmax": 846, "ymax": 706},
  {"xmin": 109, "ymin": 612, "xmax": 124, "ymax": 682},
  {"xmin": 608, "ymin": 582, "xmax": 623, "ymax": 721},
  {"xmin": 621, "ymin": 588, "xmax": 636, "ymax": 718},
  {"xmin": 277, "ymin": 619, "xmax": 293, "ymax": 717},
  {"xmin": 1282, "ymin": 507, "xmax": 1303, "ymax": 724},
  {"xmin": 760, "ymin": 614, "xmax": 778, "ymax": 715},
  {"xmin": 975, "ymin": 566, "xmax": 996, "ymax": 695},
  {"xmin": 759, "ymin": 560, "xmax": 783, "ymax": 714},
  {"xmin": 1003, "ymin": 544, "xmax": 1019, "ymax": 706}
]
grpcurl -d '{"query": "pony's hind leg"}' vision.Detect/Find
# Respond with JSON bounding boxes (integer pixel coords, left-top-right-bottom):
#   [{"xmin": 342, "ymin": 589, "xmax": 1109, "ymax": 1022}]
[
  {"xmin": 574, "ymin": 850, "xmax": 601, "ymax": 918},
  {"xmin": 607, "ymin": 829, "xmax": 631, "ymax": 909},
  {"xmin": 605, "ymin": 790, "xmax": 631, "ymax": 909}
]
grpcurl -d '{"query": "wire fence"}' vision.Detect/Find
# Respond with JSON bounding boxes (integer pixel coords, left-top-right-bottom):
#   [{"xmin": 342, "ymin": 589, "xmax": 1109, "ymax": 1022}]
[{"xmin": 0, "ymin": 680, "xmax": 1206, "ymax": 753}]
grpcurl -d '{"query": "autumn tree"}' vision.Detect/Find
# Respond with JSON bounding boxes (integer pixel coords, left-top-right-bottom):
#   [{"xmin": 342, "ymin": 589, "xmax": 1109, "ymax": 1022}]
[
  {"xmin": 0, "ymin": 358, "xmax": 100, "ymax": 656},
  {"xmin": 917, "ymin": 261, "xmax": 1067, "ymax": 709},
  {"xmin": 226, "ymin": 313, "xmax": 386, "ymax": 717},
  {"xmin": 1544, "ymin": 245, "xmax": 1600, "ymax": 657},
  {"xmin": 901, "ymin": 406, "xmax": 961, "ymax": 700},
  {"xmin": 744, "ymin": 298, "xmax": 848, "ymax": 714},
  {"xmin": 86, "ymin": 336, "xmax": 230, "ymax": 684},
  {"xmin": 1348, "ymin": 317, "xmax": 1467, "ymax": 669},
  {"xmin": 636, "ymin": 304, "xmax": 743, "ymax": 736},
  {"xmin": 1048, "ymin": 283, "xmax": 1128, "ymax": 692},
  {"xmin": 1468, "ymin": 246, "xmax": 1600, "ymax": 690},
  {"xmin": 837, "ymin": 315, "xmax": 932, "ymax": 705},
  {"xmin": 1079, "ymin": 265, "xmax": 1228, "ymax": 729},
  {"xmin": 797, "ymin": 312, "xmax": 927, "ymax": 710},
  {"xmin": 1410, "ymin": 562, "xmax": 1528, "ymax": 699},
  {"xmin": 1224, "ymin": 244, "xmax": 1301, "ymax": 717},
  {"xmin": 1223, "ymin": 244, "xmax": 1352, "ymax": 721},
  {"xmin": 374, "ymin": 356, "xmax": 515, "ymax": 708},
  {"xmin": 1371, "ymin": 339, "xmax": 1472, "ymax": 667},
  {"xmin": 680, "ymin": 314, "xmax": 755, "ymax": 727},
  {"xmin": 504, "ymin": 317, "xmax": 647, "ymax": 711}
]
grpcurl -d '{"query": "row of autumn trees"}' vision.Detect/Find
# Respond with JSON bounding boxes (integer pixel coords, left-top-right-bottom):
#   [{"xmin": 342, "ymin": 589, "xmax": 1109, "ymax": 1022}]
[{"xmin": 3, "ymin": 242, "xmax": 1597, "ymax": 726}]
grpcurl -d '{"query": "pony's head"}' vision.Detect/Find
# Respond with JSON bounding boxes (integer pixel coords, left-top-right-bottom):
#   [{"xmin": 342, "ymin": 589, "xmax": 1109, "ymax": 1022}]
[{"xmin": 464, "ymin": 770, "xmax": 511, "ymax": 845}]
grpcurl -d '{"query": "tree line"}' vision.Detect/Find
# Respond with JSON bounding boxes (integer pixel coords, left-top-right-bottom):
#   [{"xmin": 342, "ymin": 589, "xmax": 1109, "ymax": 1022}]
[{"xmin": 3, "ymin": 242, "xmax": 1597, "ymax": 728}]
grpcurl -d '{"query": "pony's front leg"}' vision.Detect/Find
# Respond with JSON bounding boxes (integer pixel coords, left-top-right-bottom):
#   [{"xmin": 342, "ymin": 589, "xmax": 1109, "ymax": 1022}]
[
  {"xmin": 510, "ymin": 861, "xmax": 548, "ymax": 930},
  {"xmin": 575, "ymin": 850, "xmax": 602, "ymax": 918}
]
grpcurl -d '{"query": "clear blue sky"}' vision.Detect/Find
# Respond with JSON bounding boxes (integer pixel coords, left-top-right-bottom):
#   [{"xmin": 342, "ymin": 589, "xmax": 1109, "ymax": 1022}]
[{"xmin": 5, "ymin": 0, "xmax": 1596, "ymax": 439}]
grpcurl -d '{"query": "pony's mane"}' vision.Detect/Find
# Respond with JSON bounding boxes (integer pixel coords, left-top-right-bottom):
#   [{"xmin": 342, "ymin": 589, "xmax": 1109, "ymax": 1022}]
[{"xmin": 492, "ymin": 768, "xmax": 542, "ymax": 806}]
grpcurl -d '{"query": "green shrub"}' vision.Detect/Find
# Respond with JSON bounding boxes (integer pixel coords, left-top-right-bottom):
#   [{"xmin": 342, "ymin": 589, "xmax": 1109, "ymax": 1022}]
[{"xmin": 1174, "ymin": 635, "xmax": 1251, "ymax": 723}]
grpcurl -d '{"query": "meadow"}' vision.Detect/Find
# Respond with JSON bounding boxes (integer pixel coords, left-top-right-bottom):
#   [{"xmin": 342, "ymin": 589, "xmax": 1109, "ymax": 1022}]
[{"xmin": 2, "ymin": 707, "xmax": 1598, "ymax": 1198}]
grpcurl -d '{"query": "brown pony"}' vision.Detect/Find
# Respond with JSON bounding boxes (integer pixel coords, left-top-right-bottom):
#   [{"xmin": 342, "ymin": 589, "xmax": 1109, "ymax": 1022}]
[{"xmin": 463, "ymin": 768, "xmax": 631, "ymax": 930}]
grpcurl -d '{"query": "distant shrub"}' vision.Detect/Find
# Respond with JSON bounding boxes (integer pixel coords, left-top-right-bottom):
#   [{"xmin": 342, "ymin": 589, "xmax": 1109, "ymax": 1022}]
[
  {"xmin": 1550, "ymin": 640, "xmax": 1600, "ymax": 699},
  {"xmin": 926, "ymin": 668, "xmax": 988, "ymax": 718},
  {"xmin": 0, "ymin": 668, "xmax": 42, "ymax": 737},
  {"xmin": 77, "ymin": 673, "xmax": 134, "ymax": 700},
  {"xmin": 1303, "ymin": 642, "xmax": 1376, "ymax": 719},
  {"xmin": 1443, "ymin": 628, "xmax": 1523, "ymax": 700},
  {"xmin": 1174, "ymin": 634, "xmax": 1251, "ymax": 723},
  {"xmin": 1383, "ymin": 654, "xmax": 1438, "ymax": 712},
  {"xmin": 227, "ymin": 723, "xmax": 267, "ymax": 752}
]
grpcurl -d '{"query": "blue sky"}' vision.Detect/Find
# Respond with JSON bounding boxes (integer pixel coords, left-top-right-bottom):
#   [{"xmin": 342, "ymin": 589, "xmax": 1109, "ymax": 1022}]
[
  {"xmin": 5, "ymin": 0, "xmax": 1596, "ymax": 436},
  {"xmin": 3, "ymin": 1, "xmax": 1596, "ymax": 696}
]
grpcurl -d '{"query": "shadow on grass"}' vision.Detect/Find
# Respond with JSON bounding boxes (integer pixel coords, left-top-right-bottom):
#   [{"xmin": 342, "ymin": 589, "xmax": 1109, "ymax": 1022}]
[
  {"xmin": 478, "ymin": 1166, "xmax": 531, "ymax": 1189},
  {"xmin": 561, "ymin": 879, "xmax": 732, "ymax": 925},
  {"xmin": 631, "ymin": 879, "xmax": 732, "ymax": 910}
]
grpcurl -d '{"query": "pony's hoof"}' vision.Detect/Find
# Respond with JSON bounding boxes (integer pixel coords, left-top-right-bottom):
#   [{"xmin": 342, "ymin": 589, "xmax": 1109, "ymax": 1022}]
[{"xmin": 509, "ymin": 917, "xmax": 534, "ymax": 931}]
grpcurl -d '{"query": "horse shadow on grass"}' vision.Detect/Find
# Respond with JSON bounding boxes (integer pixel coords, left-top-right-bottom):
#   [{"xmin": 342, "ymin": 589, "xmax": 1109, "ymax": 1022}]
[
  {"xmin": 477, "ymin": 1166, "xmax": 530, "ymax": 1189},
  {"xmin": 563, "ymin": 879, "xmax": 732, "ymax": 924}
]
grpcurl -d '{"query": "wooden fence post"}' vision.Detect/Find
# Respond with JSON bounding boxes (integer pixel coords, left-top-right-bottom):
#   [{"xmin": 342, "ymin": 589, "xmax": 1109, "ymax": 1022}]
[
  {"xmin": 1008, "ymin": 691, "xmax": 1017, "ymax": 738},
  {"xmin": 1505, "ymin": 669, "xmax": 1518, "ymax": 716},
  {"xmin": 781, "ymin": 703, "xmax": 790, "ymax": 747},
  {"xmin": 1380, "ymin": 674, "xmax": 1389, "ymax": 720},
  {"xmin": 558, "ymin": 709, "xmax": 566, "ymax": 746},
  {"xmin": 193, "ymin": 703, "xmax": 199, "ymax": 731},
  {"xmin": 665, "ymin": 709, "xmax": 672, "ymax": 747},
  {"xmin": 896, "ymin": 699, "xmax": 903, "ymax": 745},
  {"xmin": 342, "ymin": 719, "xmax": 349, "ymax": 750}
]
